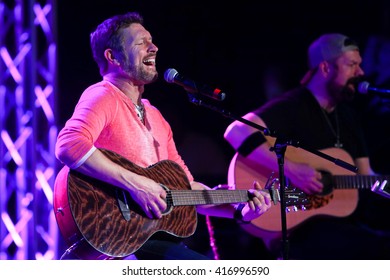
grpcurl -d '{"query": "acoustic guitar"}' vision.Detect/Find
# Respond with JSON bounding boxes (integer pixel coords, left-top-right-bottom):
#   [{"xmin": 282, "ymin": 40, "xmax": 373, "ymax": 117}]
[
  {"xmin": 54, "ymin": 149, "xmax": 273, "ymax": 259},
  {"xmin": 228, "ymin": 147, "xmax": 390, "ymax": 243}
]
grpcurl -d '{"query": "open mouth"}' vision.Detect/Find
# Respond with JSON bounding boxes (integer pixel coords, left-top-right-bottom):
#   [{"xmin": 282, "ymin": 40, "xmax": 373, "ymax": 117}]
[{"xmin": 143, "ymin": 58, "xmax": 155, "ymax": 66}]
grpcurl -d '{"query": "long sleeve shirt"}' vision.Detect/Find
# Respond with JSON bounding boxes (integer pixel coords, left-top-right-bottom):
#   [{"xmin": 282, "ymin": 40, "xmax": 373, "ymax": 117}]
[{"xmin": 55, "ymin": 80, "xmax": 193, "ymax": 182}]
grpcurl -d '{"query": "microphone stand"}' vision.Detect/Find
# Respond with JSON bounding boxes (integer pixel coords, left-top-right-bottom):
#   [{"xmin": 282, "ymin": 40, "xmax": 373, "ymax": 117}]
[
  {"xmin": 271, "ymin": 136, "xmax": 290, "ymax": 259},
  {"xmin": 186, "ymin": 93, "xmax": 358, "ymax": 260}
]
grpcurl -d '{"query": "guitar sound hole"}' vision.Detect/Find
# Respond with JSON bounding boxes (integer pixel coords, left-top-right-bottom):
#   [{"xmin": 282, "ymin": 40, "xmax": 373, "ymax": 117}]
[
  {"xmin": 162, "ymin": 202, "xmax": 173, "ymax": 215},
  {"xmin": 320, "ymin": 171, "xmax": 333, "ymax": 196},
  {"xmin": 160, "ymin": 184, "xmax": 173, "ymax": 215}
]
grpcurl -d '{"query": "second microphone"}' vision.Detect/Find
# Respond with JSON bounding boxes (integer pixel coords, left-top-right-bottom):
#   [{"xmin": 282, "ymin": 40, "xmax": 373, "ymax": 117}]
[{"xmin": 164, "ymin": 68, "xmax": 226, "ymax": 101}]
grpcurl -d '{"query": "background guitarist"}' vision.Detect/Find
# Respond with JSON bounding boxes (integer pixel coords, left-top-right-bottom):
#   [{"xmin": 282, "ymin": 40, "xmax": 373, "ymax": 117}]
[
  {"xmin": 224, "ymin": 33, "xmax": 390, "ymax": 259},
  {"xmin": 54, "ymin": 11, "xmax": 272, "ymax": 260}
]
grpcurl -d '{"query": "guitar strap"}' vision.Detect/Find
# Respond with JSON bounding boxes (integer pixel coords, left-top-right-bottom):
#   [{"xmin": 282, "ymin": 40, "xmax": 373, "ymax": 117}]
[{"xmin": 237, "ymin": 131, "xmax": 265, "ymax": 157}]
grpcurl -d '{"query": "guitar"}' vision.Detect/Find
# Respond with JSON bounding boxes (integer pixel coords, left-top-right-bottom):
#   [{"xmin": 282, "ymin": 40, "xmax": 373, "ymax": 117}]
[
  {"xmin": 228, "ymin": 147, "xmax": 390, "ymax": 239},
  {"xmin": 54, "ymin": 149, "xmax": 277, "ymax": 260}
]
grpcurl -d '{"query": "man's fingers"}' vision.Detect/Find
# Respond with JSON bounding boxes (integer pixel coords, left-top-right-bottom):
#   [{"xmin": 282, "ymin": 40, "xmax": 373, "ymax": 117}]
[{"xmin": 253, "ymin": 180, "xmax": 264, "ymax": 190}]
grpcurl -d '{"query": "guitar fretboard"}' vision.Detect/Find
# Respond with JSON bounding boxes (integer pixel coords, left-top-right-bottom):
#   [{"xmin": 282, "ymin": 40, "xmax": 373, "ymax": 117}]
[
  {"xmin": 334, "ymin": 175, "xmax": 390, "ymax": 189},
  {"xmin": 167, "ymin": 189, "xmax": 250, "ymax": 206}
]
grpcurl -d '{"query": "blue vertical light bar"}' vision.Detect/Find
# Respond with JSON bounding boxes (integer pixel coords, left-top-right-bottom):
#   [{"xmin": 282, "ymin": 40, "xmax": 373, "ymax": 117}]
[{"xmin": 0, "ymin": 0, "xmax": 58, "ymax": 260}]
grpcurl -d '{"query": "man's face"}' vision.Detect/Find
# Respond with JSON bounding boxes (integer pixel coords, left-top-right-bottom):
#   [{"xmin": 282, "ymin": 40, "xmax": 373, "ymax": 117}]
[
  {"xmin": 326, "ymin": 50, "xmax": 364, "ymax": 102},
  {"xmin": 118, "ymin": 23, "xmax": 159, "ymax": 85}
]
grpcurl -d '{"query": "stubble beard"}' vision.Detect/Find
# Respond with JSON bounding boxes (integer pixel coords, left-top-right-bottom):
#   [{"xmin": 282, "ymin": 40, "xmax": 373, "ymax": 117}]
[
  {"xmin": 326, "ymin": 77, "xmax": 356, "ymax": 103},
  {"xmin": 122, "ymin": 60, "xmax": 158, "ymax": 85}
]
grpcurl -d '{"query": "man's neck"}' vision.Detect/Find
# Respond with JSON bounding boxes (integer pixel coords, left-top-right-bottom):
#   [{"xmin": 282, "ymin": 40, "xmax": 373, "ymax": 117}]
[
  {"xmin": 104, "ymin": 74, "xmax": 144, "ymax": 105},
  {"xmin": 306, "ymin": 82, "xmax": 335, "ymax": 112}
]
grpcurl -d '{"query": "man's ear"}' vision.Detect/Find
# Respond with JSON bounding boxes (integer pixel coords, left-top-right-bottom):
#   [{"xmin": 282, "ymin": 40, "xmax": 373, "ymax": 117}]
[
  {"xmin": 104, "ymin": 49, "xmax": 120, "ymax": 65},
  {"xmin": 319, "ymin": 61, "xmax": 331, "ymax": 77}
]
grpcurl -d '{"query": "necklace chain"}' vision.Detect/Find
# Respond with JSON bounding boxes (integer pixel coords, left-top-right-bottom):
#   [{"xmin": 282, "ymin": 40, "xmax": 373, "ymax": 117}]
[
  {"xmin": 134, "ymin": 103, "xmax": 145, "ymax": 123},
  {"xmin": 320, "ymin": 108, "xmax": 343, "ymax": 148}
]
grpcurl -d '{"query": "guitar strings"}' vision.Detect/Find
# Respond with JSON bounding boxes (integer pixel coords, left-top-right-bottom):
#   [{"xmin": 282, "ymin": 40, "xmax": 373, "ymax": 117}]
[{"xmin": 165, "ymin": 190, "xmax": 249, "ymax": 205}]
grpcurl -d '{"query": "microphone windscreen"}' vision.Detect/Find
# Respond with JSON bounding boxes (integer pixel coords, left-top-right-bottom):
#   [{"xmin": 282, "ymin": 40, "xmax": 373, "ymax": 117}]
[
  {"xmin": 164, "ymin": 68, "xmax": 178, "ymax": 83},
  {"xmin": 358, "ymin": 81, "xmax": 370, "ymax": 94}
]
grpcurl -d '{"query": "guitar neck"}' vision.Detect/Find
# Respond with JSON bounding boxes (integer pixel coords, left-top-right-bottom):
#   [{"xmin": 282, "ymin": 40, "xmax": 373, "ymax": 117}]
[
  {"xmin": 168, "ymin": 189, "xmax": 250, "ymax": 206},
  {"xmin": 334, "ymin": 175, "xmax": 390, "ymax": 190}
]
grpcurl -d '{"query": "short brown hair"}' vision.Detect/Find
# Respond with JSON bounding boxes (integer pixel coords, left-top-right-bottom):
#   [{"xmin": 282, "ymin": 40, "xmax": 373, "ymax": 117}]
[{"xmin": 90, "ymin": 12, "xmax": 144, "ymax": 76}]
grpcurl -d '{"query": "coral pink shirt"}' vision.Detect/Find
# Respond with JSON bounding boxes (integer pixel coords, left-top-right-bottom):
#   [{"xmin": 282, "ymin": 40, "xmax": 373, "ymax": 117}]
[{"xmin": 55, "ymin": 80, "xmax": 193, "ymax": 181}]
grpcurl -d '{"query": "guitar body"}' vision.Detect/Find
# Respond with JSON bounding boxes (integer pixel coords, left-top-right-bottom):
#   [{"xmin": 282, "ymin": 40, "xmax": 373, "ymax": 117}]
[
  {"xmin": 228, "ymin": 147, "xmax": 359, "ymax": 241},
  {"xmin": 54, "ymin": 149, "xmax": 197, "ymax": 259}
]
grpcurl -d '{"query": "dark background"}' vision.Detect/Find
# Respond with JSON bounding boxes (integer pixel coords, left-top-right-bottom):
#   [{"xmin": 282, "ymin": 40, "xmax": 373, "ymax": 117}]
[{"xmin": 56, "ymin": 0, "xmax": 390, "ymax": 259}]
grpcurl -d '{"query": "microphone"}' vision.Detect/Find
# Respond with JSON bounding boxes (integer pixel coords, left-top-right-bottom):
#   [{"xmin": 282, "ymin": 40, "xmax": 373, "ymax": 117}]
[
  {"xmin": 358, "ymin": 81, "xmax": 390, "ymax": 97},
  {"xmin": 164, "ymin": 68, "xmax": 226, "ymax": 101}
]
